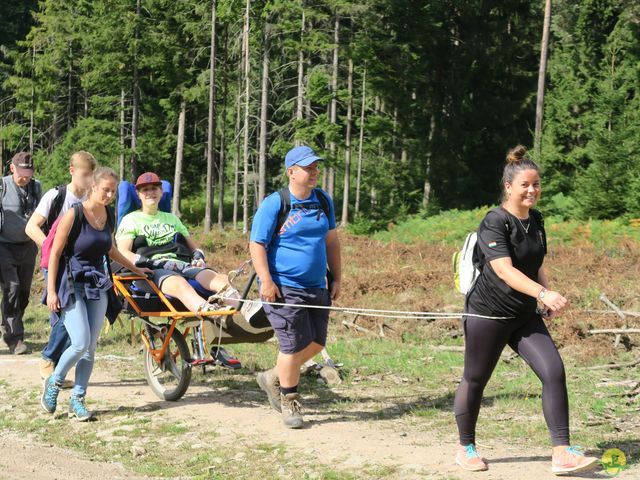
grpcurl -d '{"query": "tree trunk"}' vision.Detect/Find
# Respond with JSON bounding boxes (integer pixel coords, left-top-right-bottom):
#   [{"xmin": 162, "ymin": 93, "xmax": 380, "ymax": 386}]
[
  {"xmin": 233, "ymin": 60, "xmax": 242, "ymax": 230},
  {"xmin": 119, "ymin": 89, "xmax": 125, "ymax": 180},
  {"xmin": 218, "ymin": 26, "xmax": 230, "ymax": 229},
  {"xmin": 257, "ymin": 22, "xmax": 270, "ymax": 205},
  {"xmin": 295, "ymin": 4, "xmax": 306, "ymax": 140},
  {"xmin": 67, "ymin": 44, "xmax": 73, "ymax": 130},
  {"xmin": 204, "ymin": 0, "xmax": 217, "ymax": 233},
  {"xmin": 341, "ymin": 56, "xmax": 353, "ymax": 225},
  {"xmin": 0, "ymin": 102, "xmax": 4, "ymax": 166},
  {"xmin": 355, "ymin": 65, "xmax": 366, "ymax": 217},
  {"xmin": 172, "ymin": 100, "xmax": 186, "ymax": 217},
  {"xmin": 130, "ymin": 0, "xmax": 141, "ymax": 178},
  {"xmin": 534, "ymin": 0, "xmax": 551, "ymax": 159},
  {"xmin": 29, "ymin": 46, "xmax": 35, "ymax": 152},
  {"xmin": 242, "ymin": 0, "xmax": 251, "ymax": 234},
  {"xmin": 422, "ymin": 115, "xmax": 435, "ymax": 210},
  {"xmin": 328, "ymin": 12, "xmax": 339, "ymax": 198}
]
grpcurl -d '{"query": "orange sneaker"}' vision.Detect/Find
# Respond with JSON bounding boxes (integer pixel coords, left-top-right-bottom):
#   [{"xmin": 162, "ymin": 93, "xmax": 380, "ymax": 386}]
[
  {"xmin": 456, "ymin": 444, "xmax": 488, "ymax": 471},
  {"xmin": 551, "ymin": 446, "xmax": 598, "ymax": 475}
]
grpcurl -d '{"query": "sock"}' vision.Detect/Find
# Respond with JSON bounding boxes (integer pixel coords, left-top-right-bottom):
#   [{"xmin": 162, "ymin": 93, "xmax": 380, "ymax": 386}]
[{"xmin": 280, "ymin": 385, "xmax": 298, "ymax": 395}]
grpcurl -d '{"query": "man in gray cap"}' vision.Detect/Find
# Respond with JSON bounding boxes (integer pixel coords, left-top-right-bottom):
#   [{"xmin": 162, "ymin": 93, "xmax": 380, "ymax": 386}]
[{"xmin": 0, "ymin": 152, "xmax": 42, "ymax": 354}]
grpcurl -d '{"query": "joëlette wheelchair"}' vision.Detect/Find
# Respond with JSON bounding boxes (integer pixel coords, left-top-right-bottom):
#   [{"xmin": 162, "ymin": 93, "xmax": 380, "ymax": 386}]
[{"xmin": 112, "ymin": 180, "xmax": 272, "ymax": 401}]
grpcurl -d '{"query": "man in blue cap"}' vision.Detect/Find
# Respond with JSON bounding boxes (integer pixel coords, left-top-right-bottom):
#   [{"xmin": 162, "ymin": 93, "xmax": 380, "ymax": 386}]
[{"xmin": 250, "ymin": 145, "xmax": 342, "ymax": 429}]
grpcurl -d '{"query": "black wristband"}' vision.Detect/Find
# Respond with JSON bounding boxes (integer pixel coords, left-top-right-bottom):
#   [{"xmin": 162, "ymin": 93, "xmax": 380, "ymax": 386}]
[{"xmin": 134, "ymin": 254, "xmax": 150, "ymax": 268}]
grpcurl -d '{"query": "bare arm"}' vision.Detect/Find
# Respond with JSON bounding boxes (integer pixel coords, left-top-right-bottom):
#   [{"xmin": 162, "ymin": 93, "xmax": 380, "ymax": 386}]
[
  {"xmin": 249, "ymin": 241, "xmax": 281, "ymax": 302},
  {"xmin": 46, "ymin": 210, "xmax": 75, "ymax": 311},
  {"xmin": 537, "ymin": 266, "xmax": 550, "ymax": 289},
  {"xmin": 116, "ymin": 237, "xmax": 137, "ymax": 263},
  {"xmin": 325, "ymin": 229, "xmax": 342, "ymax": 300},
  {"xmin": 489, "ymin": 257, "xmax": 567, "ymax": 312},
  {"xmin": 25, "ymin": 212, "xmax": 47, "ymax": 247},
  {"xmin": 185, "ymin": 236, "xmax": 198, "ymax": 252}
]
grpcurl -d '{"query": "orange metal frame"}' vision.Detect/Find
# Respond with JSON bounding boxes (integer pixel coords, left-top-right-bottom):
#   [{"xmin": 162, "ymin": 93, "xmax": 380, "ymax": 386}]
[{"xmin": 112, "ymin": 274, "xmax": 235, "ymax": 364}]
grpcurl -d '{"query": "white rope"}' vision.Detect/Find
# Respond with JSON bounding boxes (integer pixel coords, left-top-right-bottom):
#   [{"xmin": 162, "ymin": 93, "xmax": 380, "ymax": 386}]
[{"xmin": 228, "ymin": 297, "xmax": 512, "ymax": 321}]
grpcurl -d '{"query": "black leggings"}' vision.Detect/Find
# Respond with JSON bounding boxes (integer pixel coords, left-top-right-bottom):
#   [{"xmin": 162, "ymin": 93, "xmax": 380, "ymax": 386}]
[{"xmin": 454, "ymin": 308, "xmax": 570, "ymax": 446}]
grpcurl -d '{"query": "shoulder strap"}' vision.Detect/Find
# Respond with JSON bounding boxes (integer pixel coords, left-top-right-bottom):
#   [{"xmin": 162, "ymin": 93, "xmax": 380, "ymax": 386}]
[
  {"xmin": 491, "ymin": 207, "xmax": 512, "ymax": 233},
  {"xmin": 530, "ymin": 209, "xmax": 547, "ymax": 254},
  {"xmin": 314, "ymin": 188, "xmax": 331, "ymax": 219},
  {"xmin": 27, "ymin": 179, "xmax": 40, "ymax": 210},
  {"xmin": 530, "ymin": 209, "xmax": 544, "ymax": 227},
  {"xmin": 45, "ymin": 185, "xmax": 67, "ymax": 234},
  {"xmin": 272, "ymin": 188, "xmax": 291, "ymax": 239},
  {"xmin": 106, "ymin": 205, "xmax": 115, "ymax": 233},
  {"xmin": 65, "ymin": 203, "xmax": 84, "ymax": 256}
]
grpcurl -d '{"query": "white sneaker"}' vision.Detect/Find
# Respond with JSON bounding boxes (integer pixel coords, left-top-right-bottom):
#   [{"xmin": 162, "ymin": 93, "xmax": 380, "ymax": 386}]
[{"xmin": 241, "ymin": 299, "xmax": 263, "ymax": 323}]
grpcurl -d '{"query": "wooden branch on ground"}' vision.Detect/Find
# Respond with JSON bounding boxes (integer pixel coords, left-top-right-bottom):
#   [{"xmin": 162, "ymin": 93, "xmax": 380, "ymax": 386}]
[
  {"xmin": 585, "ymin": 309, "xmax": 640, "ymax": 318},
  {"xmin": 585, "ymin": 357, "xmax": 640, "ymax": 370},
  {"xmin": 600, "ymin": 294, "xmax": 628, "ymax": 348},
  {"xmin": 341, "ymin": 320, "xmax": 379, "ymax": 337},
  {"xmin": 596, "ymin": 380, "xmax": 639, "ymax": 388},
  {"xmin": 589, "ymin": 328, "xmax": 640, "ymax": 335}
]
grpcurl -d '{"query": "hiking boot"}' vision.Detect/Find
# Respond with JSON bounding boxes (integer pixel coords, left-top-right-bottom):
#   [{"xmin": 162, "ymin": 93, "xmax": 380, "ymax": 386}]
[
  {"xmin": 256, "ymin": 368, "xmax": 281, "ymax": 412},
  {"xmin": 61, "ymin": 379, "xmax": 74, "ymax": 389},
  {"xmin": 455, "ymin": 444, "xmax": 488, "ymax": 471},
  {"xmin": 280, "ymin": 392, "xmax": 303, "ymax": 429},
  {"xmin": 40, "ymin": 359, "xmax": 73, "ymax": 388},
  {"xmin": 68, "ymin": 395, "xmax": 92, "ymax": 422},
  {"xmin": 13, "ymin": 340, "xmax": 28, "ymax": 355},
  {"xmin": 41, "ymin": 375, "xmax": 62, "ymax": 414},
  {"xmin": 551, "ymin": 446, "xmax": 598, "ymax": 475},
  {"xmin": 39, "ymin": 359, "xmax": 55, "ymax": 380}
]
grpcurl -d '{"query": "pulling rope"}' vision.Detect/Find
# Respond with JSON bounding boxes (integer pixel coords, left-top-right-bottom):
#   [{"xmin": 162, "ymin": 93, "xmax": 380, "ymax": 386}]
[
  {"xmin": 216, "ymin": 261, "xmax": 514, "ymax": 321},
  {"xmin": 214, "ymin": 296, "xmax": 513, "ymax": 321}
]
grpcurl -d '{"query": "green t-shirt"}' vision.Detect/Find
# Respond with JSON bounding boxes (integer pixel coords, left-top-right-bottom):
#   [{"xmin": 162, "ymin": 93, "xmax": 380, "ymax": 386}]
[{"xmin": 116, "ymin": 210, "xmax": 189, "ymax": 260}]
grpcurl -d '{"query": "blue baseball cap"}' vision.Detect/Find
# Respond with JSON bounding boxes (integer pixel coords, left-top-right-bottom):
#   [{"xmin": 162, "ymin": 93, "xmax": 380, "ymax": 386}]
[{"xmin": 284, "ymin": 145, "xmax": 323, "ymax": 168}]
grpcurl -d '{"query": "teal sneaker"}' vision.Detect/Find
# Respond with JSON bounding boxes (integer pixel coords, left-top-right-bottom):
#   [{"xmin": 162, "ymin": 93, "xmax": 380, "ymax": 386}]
[
  {"xmin": 40, "ymin": 375, "xmax": 61, "ymax": 414},
  {"xmin": 455, "ymin": 444, "xmax": 488, "ymax": 471},
  {"xmin": 68, "ymin": 395, "xmax": 92, "ymax": 422}
]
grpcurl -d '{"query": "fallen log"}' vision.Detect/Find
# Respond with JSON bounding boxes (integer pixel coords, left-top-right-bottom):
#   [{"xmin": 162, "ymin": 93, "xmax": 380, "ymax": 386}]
[
  {"xmin": 585, "ymin": 357, "xmax": 640, "ymax": 370},
  {"xmin": 588, "ymin": 328, "xmax": 640, "ymax": 335}
]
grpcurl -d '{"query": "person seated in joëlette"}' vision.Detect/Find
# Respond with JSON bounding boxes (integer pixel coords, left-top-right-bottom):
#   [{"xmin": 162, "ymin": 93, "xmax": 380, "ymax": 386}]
[{"xmin": 115, "ymin": 172, "xmax": 258, "ymax": 320}]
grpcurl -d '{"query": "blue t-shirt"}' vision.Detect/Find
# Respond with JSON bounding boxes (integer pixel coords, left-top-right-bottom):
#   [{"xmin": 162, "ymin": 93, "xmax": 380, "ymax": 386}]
[{"xmin": 250, "ymin": 188, "xmax": 336, "ymax": 289}]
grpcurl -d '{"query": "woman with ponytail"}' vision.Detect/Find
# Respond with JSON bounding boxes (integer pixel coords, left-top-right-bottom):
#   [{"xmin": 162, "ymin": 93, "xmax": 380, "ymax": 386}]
[{"xmin": 453, "ymin": 146, "xmax": 597, "ymax": 475}]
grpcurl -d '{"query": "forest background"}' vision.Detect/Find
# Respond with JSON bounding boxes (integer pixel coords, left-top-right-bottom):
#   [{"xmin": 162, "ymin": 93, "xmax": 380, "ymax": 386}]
[{"xmin": 0, "ymin": 0, "xmax": 638, "ymax": 233}]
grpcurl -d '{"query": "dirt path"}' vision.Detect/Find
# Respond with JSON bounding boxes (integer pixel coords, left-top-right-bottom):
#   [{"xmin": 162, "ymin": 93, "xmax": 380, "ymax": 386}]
[
  {"xmin": 0, "ymin": 355, "xmax": 636, "ymax": 479},
  {"xmin": 0, "ymin": 430, "xmax": 150, "ymax": 480}
]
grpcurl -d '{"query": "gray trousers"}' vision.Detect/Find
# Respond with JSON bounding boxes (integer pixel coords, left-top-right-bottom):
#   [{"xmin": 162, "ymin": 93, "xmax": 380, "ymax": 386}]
[{"xmin": 0, "ymin": 242, "xmax": 37, "ymax": 346}]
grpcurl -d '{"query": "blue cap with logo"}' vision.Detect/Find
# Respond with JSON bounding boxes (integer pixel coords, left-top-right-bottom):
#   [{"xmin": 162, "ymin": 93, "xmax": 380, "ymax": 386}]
[{"xmin": 284, "ymin": 145, "xmax": 323, "ymax": 168}]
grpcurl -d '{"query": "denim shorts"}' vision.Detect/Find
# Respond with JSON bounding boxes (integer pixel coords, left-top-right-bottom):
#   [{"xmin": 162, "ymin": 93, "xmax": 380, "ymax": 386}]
[
  {"xmin": 262, "ymin": 286, "xmax": 331, "ymax": 354},
  {"xmin": 154, "ymin": 266, "xmax": 215, "ymax": 289}
]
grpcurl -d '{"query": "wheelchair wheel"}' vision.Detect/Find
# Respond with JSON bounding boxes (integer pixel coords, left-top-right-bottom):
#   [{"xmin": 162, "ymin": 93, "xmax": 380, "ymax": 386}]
[{"xmin": 143, "ymin": 327, "xmax": 192, "ymax": 401}]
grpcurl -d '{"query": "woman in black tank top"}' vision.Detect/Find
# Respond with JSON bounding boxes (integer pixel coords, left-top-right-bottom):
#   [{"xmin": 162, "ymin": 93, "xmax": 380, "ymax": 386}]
[{"xmin": 453, "ymin": 146, "xmax": 598, "ymax": 475}]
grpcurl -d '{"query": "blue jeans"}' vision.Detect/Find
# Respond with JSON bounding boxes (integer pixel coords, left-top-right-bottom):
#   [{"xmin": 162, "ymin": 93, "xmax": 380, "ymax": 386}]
[
  {"xmin": 54, "ymin": 284, "xmax": 107, "ymax": 397},
  {"xmin": 41, "ymin": 269, "xmax": 72, "ymax": 364}
]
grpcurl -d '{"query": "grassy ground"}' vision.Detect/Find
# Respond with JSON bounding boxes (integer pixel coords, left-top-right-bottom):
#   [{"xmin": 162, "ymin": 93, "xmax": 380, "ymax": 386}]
[{"xmin": 1, "ymin": 304, "xmax": 637, "ymax": 478}]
